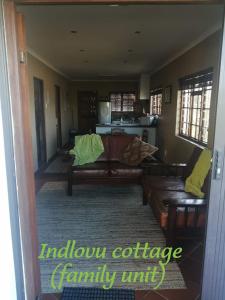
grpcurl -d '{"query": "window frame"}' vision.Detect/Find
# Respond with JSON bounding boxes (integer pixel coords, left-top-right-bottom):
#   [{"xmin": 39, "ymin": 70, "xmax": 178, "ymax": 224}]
[
  {"xmin": 150, "ymin": 88, "xmax": 163, "ymax": 115},
  {"xmin": 109, "ymin": 91, "xmax": 136, "ymax": 112},
  {"xmin": 177, "ymin": 68, "xmax": 213, "ymax": 146}
]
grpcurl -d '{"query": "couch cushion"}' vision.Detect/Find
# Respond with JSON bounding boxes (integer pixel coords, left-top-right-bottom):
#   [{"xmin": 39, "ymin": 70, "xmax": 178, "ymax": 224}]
[
  {"xmin": 109, "ymin": 162, "xmax": 143, "ymax": 177},
  {"xmin": 143, "ymin": 176, "xmax": 185, "ymax": 204},
  {"xmin": 109, "ymin": 135, "xmax": 137, "ymax": 161},
  {"xmin": 150, "ymin": 190, "xmax": 206, "ymax": 229},
  {"xmin": 120, "ymin": 137, "xmax": 158, "ymax": 166},
  {"xmin": 72, "ymin": 162, "xmax": 109, "ymax": 177}
]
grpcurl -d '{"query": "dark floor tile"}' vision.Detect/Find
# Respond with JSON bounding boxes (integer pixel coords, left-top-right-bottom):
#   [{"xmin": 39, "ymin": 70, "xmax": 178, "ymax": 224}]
[
  {"xmin": 188, "ymin": 244, "xmax": 204, "ymax": 263},
  {"xmin": 157, "ymin": 287, "xmax": 200, "ymax": 300},
  {"xmin": 35, "ymin": 173, "xmax": 66, "ymax": 194},
  {"xmin": 41, "ymin": 293, "xmax": 61, "ymax": 300},
  {"xmin": 184, "ymin": 280, "xmax": 201, "ymax": 292},
  {"xmin": 176, "ymin": 240, "xmax": 203, "ymax": 259},
  {"xmin": 35, "ymin": 179, "xmax": 45, "ymax": 193},
  {"xmin": 36, "ymin": 173, "xmax": 66, "ymax": 181},
  {"xmin": 179, "ymin": 257, "xmax": 203, "ymax": 285},
  {"xmin": 135, "ymin": 290, "xmax": 149, "ymax": 300},
  {"xmin": 138, "ymin": 291, "xmax": 166, "ymax": 300}
]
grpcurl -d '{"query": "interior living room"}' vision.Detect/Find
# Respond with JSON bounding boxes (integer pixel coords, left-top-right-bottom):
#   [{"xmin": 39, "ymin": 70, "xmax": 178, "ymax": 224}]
[{"xmin": 16, "ymin": 3, "xmax": 224, "ymax": 300}]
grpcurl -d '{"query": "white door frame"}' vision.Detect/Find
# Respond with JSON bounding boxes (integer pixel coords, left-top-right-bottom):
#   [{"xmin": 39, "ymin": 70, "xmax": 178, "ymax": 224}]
[
  {"xmin": 201, "ymin": 8, "xmax": 225, "ymax": 299},
  {"xmin": 0, "ymin": 1, "xmax": 25, "ymax": 299}
]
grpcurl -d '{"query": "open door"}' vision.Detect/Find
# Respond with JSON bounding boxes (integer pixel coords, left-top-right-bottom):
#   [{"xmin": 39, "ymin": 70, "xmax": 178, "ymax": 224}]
[
  {"xmin": 34, "ymin": 77, "xmax": 47, "ymax": 170},
  {"xmin": 201, "ymin": 11, "xmax": 225, "ymax": 299},
  {"xmin": 3, "ymin": 1, "xmax": 41, "ymax": 299},
  {"xmin": 55, "ymin": 85, "xmax": 62, "ymax": 150},
  {"xmin": 78, "ymin": 91, "xmax": 97, "ymax": 134}
]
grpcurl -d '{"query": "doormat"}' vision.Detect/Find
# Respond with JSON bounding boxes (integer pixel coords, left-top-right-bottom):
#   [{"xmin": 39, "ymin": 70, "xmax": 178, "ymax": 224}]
[{"xmin": 61, "ymin": 287, "xmax": 135, "ymax": 300}]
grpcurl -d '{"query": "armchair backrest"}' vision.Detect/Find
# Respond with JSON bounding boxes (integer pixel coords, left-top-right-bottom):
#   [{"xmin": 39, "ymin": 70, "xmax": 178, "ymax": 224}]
[
  {"xmin": 109, "ymin": 134, "xmax": 136, "ymax": 161},
  {"xmin": 96, "ymin": 134, "xmax": 137, "ymax": 162}
]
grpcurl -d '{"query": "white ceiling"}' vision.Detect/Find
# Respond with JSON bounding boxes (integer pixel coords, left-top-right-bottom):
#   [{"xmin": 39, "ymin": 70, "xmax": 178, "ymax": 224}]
[{"xmin": 18, "ymin": 4, "xmax": 223, "ymax": 80}]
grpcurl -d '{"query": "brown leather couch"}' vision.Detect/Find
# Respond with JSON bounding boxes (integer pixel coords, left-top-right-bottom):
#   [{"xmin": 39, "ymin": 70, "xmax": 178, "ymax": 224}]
[
  {"xmin": 68, "ymin": 134, "xmax": 144, "ymax": 201},
  {"xmin": 143, "ymin": 146, "xmax": 209, "ymax": 246}
]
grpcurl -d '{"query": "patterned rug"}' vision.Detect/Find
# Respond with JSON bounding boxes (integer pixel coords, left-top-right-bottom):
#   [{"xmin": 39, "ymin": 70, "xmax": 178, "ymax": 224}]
[{"xmin": 36, "ymin": 182, "xmax": 185, "ymax": 293}]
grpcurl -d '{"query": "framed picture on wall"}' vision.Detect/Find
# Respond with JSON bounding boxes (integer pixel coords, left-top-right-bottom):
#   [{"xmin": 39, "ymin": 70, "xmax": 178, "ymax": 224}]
[{"xmin": 164, "ymin": 85, "xmax": 172, "ymax": 103}]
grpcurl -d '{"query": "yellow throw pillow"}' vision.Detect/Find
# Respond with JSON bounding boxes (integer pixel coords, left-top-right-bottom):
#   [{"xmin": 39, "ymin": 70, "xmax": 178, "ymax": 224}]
[{"xmin": 185, "ymin": 148, "xmax": 212, "ymax": 198}]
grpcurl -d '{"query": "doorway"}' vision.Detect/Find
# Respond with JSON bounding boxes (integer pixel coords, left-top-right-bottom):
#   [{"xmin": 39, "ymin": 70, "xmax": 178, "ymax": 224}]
[
  {"xmin": 34, "ymin": 77, "xmax": 47, "ymax": 170},
  {"xmin": 55, "ymin": 85, "xmax": 62, "ymax": 150},
  {"xmin": 78, "ymin": 91, "xmax": 97, "ymax": 134}
]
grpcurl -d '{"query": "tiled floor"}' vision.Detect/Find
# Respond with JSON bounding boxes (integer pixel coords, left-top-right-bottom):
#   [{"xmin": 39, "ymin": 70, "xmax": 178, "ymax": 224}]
[{"xmin": 36, "ymin": 175, "xmax": 204, "ymax": 300}]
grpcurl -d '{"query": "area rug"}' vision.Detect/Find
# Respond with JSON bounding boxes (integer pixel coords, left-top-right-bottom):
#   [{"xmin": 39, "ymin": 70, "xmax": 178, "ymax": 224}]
[
  {"xmin": 44, "ymin": 156, "xmax": 72, "ymax": 174},
  {"xmin": 61, "ymin": 287, "xmax": 135, "ymax": 300},
  {"xmin": 36, "ymin": 182, "xmax": 185, "ymax": 293}
]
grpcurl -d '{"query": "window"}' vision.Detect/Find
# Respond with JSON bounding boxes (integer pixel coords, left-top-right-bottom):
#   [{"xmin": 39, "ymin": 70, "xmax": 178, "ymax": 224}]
[
  {"xmin": 178, "ymin": 68, "xmax": 213, "ymax": 145},
  {"xmin": 110, "ymin": 92, "xmax": 136, "ymax": 112},
  {"xmin": 150, "ymin": 88, "xmax": 162, "ymax": 115}
]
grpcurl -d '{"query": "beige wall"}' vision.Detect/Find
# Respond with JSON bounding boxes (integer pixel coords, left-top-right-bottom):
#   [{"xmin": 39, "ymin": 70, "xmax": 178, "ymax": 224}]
[
  {"xmin": 28, "ymin": 31, "xmax": 221, "ymax": 168},
  {"xmin": 28, "ymin": 54, "xmax": 73, "ymax": 171},
  {"xmin": 28, "ymin": 55, "xmax": 138, "ymax": 171},
  {"xmin": 70, "ymin": 80, "xmax": 139, "ymax": 128},
  {"xmin": 151, "ymin": 31, "xmax": 222, "ymax": 163}
]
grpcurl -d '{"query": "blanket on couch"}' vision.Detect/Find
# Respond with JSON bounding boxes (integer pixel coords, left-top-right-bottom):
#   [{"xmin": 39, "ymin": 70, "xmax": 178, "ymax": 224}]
[{"xmin": 69, "ymin": 134, "xmax": 104, "ymax": 166}]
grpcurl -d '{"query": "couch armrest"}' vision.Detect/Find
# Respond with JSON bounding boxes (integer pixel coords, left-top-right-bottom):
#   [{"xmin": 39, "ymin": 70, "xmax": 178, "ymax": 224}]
[
  {"xmin": 163, "ymin": 198, "xmax": 206, "ymax": 208},
  {"xmin": 164, "ymin": 197, "xmax": 206, "ymax": 246}
]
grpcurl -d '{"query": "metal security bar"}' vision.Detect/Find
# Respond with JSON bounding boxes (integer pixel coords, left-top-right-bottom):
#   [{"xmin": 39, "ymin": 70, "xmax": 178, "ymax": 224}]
[
  {"xmin": 110, "ymin": 92, "xmax": 136, "ymax": 112},
  {"xmin": 150, "ymin": 88, "xmax": 162, "ymax": 115},
  {"xmin": 178, "ymin": 69, "xmax": 213, "ymax": 145}
]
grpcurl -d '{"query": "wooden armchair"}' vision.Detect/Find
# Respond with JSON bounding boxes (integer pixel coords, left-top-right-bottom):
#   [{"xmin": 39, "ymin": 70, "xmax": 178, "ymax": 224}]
[
  {"xmin": 142, "ymin": 146, "xmax": 209, "ymax": 246},
  {"xmin": 165, "ymin": 197, "xmax": 206, "ymax": 246}
]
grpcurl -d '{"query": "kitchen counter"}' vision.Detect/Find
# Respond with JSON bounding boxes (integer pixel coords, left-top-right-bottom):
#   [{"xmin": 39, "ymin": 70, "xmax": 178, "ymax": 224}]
[
  {"xmin": 96, "ymin": 124, "xmax": 157, "ymax": 145},
  {"xmin": 96, "ymin": 123, "xmax": 156, "ymax": 128}
]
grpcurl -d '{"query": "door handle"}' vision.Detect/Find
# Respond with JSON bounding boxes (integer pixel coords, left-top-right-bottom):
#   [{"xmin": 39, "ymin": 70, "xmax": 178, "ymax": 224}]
[{"xmin": 213, "ymin": 149, "xmax": 224, "ymax": 180}]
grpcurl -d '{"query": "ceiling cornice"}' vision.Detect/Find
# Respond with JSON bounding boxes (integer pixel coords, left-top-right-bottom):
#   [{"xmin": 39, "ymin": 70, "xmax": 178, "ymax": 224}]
[
  {"xmin": 27, "ymin": 48, "xmax": 72, "ymax": 81},
  {"xmin": 71, "ymin": 78, "xmax": 139, "ymax": 82},
  {"xmin": 150, "ymin": 24, "xmax": 222, "ymax": 75}
]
